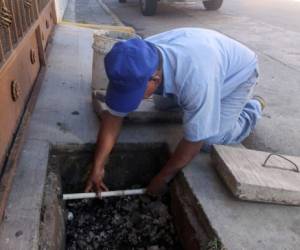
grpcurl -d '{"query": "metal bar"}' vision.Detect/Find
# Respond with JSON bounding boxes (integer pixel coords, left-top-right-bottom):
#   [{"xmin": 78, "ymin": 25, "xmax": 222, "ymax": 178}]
[
  {"xmin": 0, "ymin": 38, "xmax": 5, "ymax": 63},
  {"xmin": 12, "ymin": 0, "xmax": 23, "ymax": 38},
  {"xmin": 0, "ymin": 30, "xmax": 9, "ymax": 55},
  {"xmin": 23, "ymin": 0, "xmax": 32, "ymax": 26},
  {"xmin": 29, "ymin": 0, "xmax": 36, "ymax": 23},
  {"xmin": 33, "ymin": 0, "xmax": 39, "ymax": 19},
  {"xmin": 63, "ymin": 189, "xmax": 147, "ymax": 200},
  {"xmin": 50, "ymin": 1, "xmax": 57, "ymax": 24},
  {"xmin": 5, "ymin": 27, "xmax": 13, "ymax": 51},
  {"xmin": 20, "ymin": 0, "xmax": 29, "ymax": 31},
  {"xmin": 15, "ymin": 0, "xmax": 24, "ymax": 36},
  {"xmin": 0, "ymin": 0, "xmax": 13, "ymax": 51},
  {"xmin": 29, "ymin": 5, "xmax": 34, "ymax": 25},
  {"xmin": 38, "ymin": 0, "xmax": 49, "ymax": 13},
  {"xmin": 17, "ymin": 1, "xmax": 28, "ymax": 32},
  {"xmin": 6, "ymin": 0, "xmax": 18, "ymax": 45},
  {"xmin": 37, "ymin": 0, "xmax": 43, "ymax": 12},
  {"xmin": 36, "ymin": 0, "xmax": 40, "ymax": 12}
]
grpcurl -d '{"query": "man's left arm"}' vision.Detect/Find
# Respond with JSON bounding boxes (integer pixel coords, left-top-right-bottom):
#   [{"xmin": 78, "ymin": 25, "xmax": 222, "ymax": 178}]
[
  {"xmin": 147, "ymin": 48, "xmax": 222, "ymax": 195},
  {"xmin": 147, "ymin": 138, "xmax": 203, "ymax": 195}
]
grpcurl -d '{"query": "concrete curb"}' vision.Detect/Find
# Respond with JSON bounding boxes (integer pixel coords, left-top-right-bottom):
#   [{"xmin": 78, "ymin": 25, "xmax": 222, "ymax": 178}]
[{"xmin": 60, "ymin": 20, "xmax": 135, "ymax": 33}]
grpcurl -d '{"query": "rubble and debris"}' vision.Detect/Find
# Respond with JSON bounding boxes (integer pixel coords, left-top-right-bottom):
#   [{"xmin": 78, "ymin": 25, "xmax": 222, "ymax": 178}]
[{"xmin": 66, "ymin": 194, "xmax": 182, "ymax": 250}]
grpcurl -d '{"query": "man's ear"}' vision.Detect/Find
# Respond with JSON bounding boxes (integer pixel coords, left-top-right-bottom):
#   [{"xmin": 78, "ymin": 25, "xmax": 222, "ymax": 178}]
[
  {"xmin": 152, "ymin": 75, "xmax": 161, "ymax": 85},
  {"xmin": 144, "ymin": 79, "xmax": 160, "ymax": 98}
]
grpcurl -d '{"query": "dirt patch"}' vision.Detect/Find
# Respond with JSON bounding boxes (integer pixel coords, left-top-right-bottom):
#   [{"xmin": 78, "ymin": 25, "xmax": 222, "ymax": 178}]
[{"xmin": 66, "ymin": 194, "xmax": 182, "ymax": 250}]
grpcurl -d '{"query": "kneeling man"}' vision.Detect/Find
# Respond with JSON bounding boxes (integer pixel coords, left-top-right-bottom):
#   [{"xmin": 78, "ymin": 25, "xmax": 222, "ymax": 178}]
[{"xmin": 85, "ymin": 28, "xmax": 265, "ymax": 195}]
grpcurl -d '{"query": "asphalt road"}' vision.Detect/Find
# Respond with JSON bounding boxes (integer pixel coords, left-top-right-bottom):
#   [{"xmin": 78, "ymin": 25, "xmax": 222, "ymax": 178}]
[
  {"xmin": 107, "ymin": 0, "xmax": 300, "ymax": 33},
  {"xmin": 222, "ymin": 0, "xmax": 300, "ymax": 32}
]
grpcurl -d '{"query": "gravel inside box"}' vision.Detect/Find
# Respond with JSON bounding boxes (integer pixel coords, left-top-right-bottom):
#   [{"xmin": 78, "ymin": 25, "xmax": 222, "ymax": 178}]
[{"xmin": 66, "ymin": 194, "xmax": 182, "ymax": 250}]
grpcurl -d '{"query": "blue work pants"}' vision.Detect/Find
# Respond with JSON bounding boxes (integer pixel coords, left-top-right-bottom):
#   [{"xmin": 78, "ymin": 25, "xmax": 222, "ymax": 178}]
[{"xmin": 153, "ymin": 70, "xmax": 262, "ymax": 148}]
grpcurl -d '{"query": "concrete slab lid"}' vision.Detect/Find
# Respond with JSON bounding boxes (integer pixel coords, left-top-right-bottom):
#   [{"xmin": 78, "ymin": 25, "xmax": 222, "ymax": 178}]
[
  {"xmin": 182, "ymin": 152, "xmax": 300, "ymax": 249},
  {"xmin": 212, "ymin": 145, "xmax": 300, "ymax": 205}
]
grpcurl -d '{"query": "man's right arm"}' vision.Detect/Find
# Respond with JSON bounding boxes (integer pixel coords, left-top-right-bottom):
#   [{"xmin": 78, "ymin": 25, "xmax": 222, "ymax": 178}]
[{"xmin": 85, "ymin": 111, "xmax": 123, "ymax": 192}]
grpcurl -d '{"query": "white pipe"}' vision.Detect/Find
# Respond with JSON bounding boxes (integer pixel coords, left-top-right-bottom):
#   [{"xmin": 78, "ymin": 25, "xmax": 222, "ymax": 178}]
[{"xmin": 63, "ymin": 188, "xmax": 146, "ymax": 200}]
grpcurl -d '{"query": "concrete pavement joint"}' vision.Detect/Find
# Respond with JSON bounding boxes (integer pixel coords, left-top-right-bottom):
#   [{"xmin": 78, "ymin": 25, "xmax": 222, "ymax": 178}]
[
  {"xmin": 97, "ymin": 0, "xmax": 125, "ymax": 26},
  {"xmin": 260, "ymin": 52, "xmax": 300, "ymax": 73}
]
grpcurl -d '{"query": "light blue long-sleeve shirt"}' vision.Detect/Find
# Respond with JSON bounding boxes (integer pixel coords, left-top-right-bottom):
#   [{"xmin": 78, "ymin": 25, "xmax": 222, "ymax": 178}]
[{"xmin": 146, "ymin": 28, "xmax": 258, "ymax": 142}]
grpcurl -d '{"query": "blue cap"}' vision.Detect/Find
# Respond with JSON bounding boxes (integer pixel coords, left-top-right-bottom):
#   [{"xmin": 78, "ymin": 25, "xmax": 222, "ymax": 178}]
[{"xmin": 104, "ymin": 38, "xmax": 159, "ymax": 113}]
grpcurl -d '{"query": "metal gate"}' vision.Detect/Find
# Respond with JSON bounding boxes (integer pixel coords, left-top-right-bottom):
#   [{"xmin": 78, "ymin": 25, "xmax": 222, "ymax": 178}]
[
  {"xmin": 0, "ymin": 0, "xmax": 54, "ymax": 65},
  {"xmin": 0, "ymin": 0, "xmax": 56, "ymax": 218}
]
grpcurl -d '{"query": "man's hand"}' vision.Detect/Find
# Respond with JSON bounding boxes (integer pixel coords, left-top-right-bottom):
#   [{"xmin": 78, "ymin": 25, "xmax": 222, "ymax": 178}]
[
  {"xmin": 84, "ymin": 111, "xmax": 123, "ymax": 193},
  {"xmin": 85, "ymin": 167, "xmax": 108, "ymax": 193},
  {"xmin": 147, "ymin": 138, "xmax": 203, "ymax": 196},
  {"xmin": 146, "ymin": 174, "xmax": 168, "ymax": 196}
]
